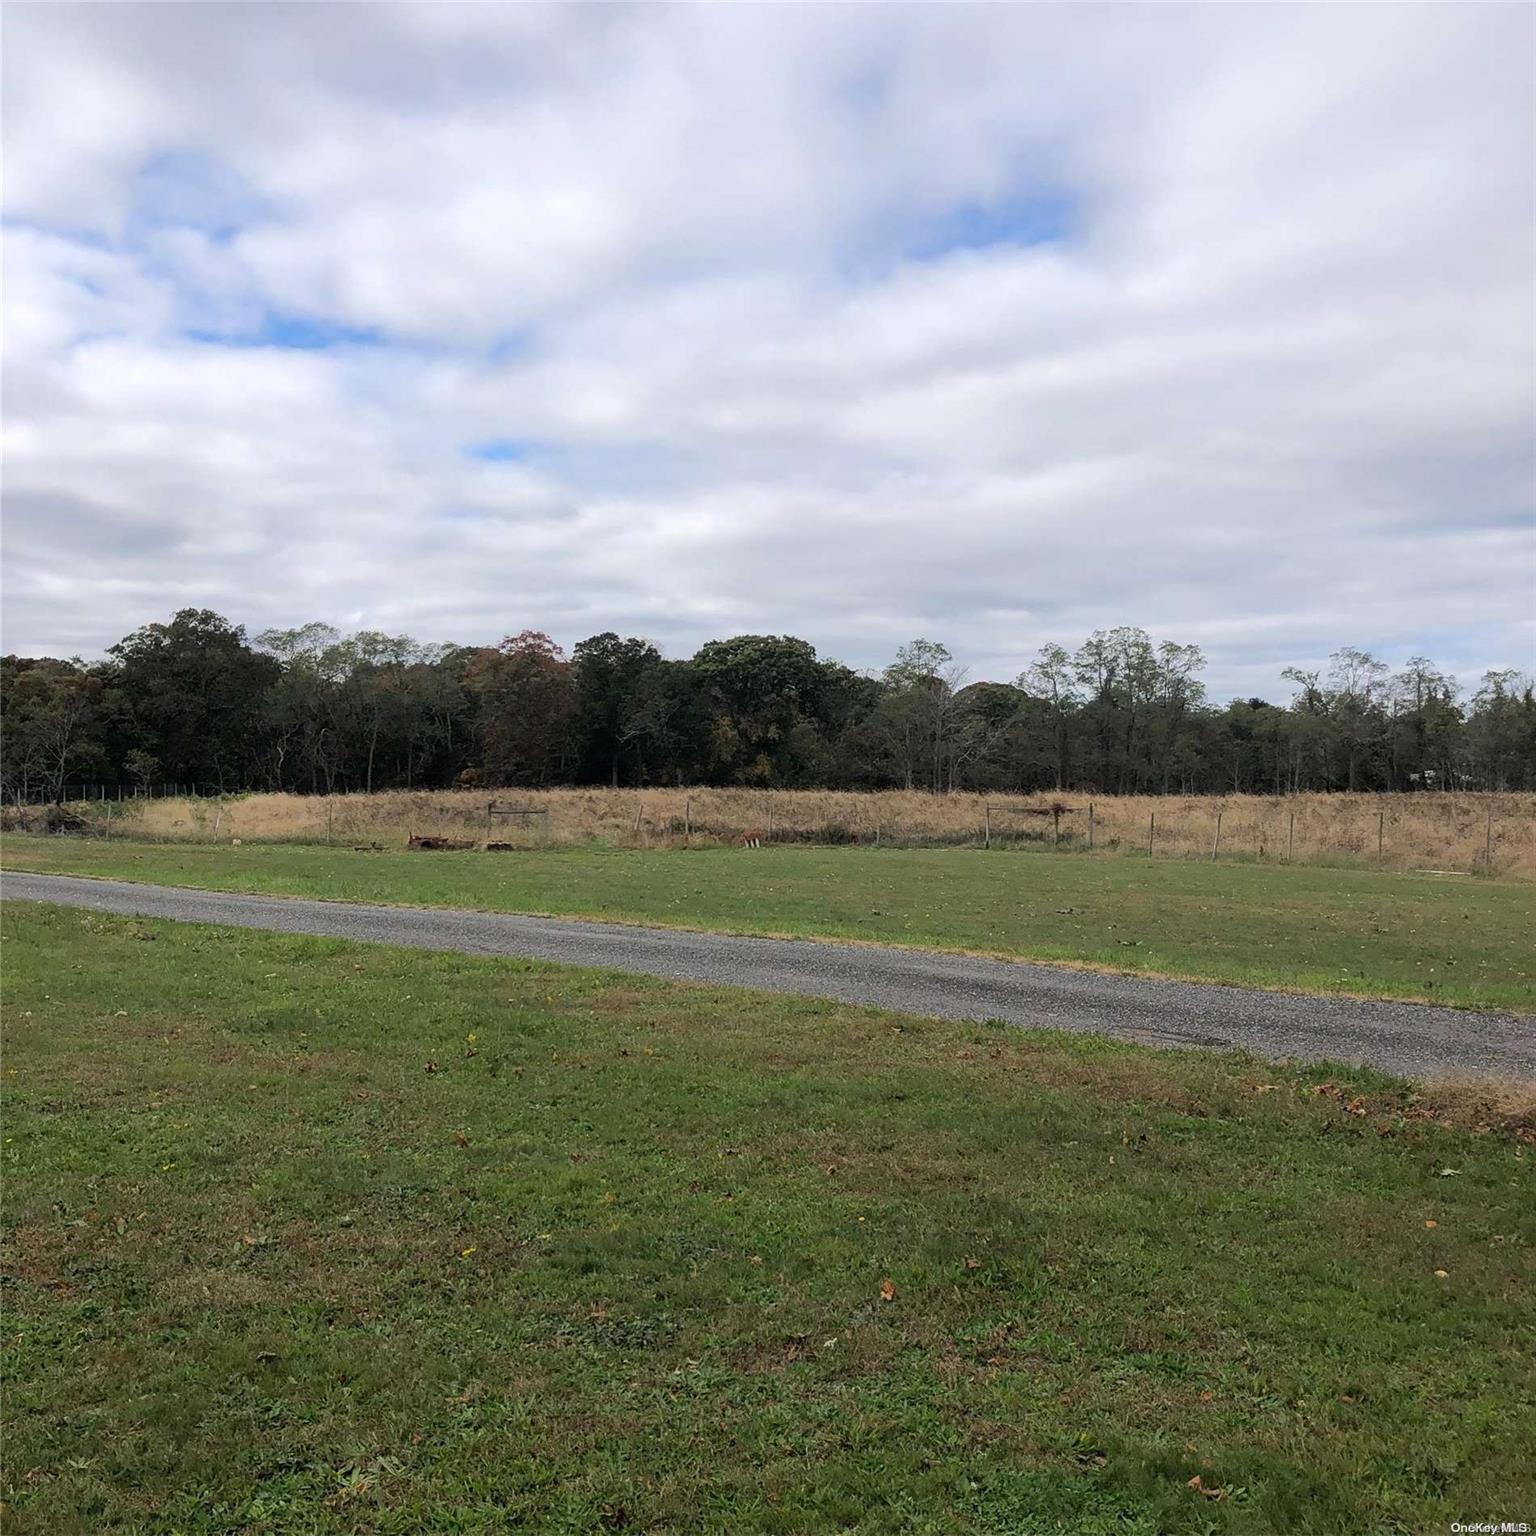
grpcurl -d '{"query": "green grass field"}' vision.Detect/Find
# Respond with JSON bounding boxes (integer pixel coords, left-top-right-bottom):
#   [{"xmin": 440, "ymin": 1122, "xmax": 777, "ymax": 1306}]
[
  {"xmin": 3, "ymin": 902, "xmax": 1533, "ymax": 1533},
  {"xmin": 4, "ymin": 836, "xmax": 1534, "ymax": 1010}
]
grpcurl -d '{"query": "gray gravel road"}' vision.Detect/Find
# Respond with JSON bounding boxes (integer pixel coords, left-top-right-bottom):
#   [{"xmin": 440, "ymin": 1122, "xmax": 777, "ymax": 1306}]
[{"xmin": 6, "ymin": 870, "xmax": 1531, "ymax": 1078}]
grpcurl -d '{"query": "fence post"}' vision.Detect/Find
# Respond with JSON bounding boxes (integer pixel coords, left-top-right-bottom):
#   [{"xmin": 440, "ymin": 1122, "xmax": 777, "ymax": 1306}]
[
  {"xmin": 1211, "ymin": 810, "xmax": 1222, "ymax": 862},
  {"xmin": 632, "ymin": 801, "xmax": 643, "ymax": 834},
  {"xmin": 984, "ymin": 804, "xmax": 991, "ymax": 849},
  {"xmin": 1148, "ymin": 812, "xmax": 1155, "ymax": 857},
  {"xmin": 486, "ymin": 800, "xmax": 493, "ymax": 845},
  {"xmin": 1288, "ymin": 810, "xmax": 1295, "ymax": 864},
  {"xmin": 1377, "ymin": 810, "xmax": 1384, "ymax": 863},
  {"xmin": 685, "ymin": 798, "xmax": 691, "ymax": 839},
  {"xmin": 875, "ymin": 821, "xmax": 882, "ymax": 847},
  {"xmin": 327, "ymin": 797, "xmax": 334, "ymax": 847},
  {"xmin": 1088, "ymin": 802, "xmax": 1094, "ymax": 851},
  {"xmin": 1052, "ymin": 806, "xmax": 1061, "ymax": 846},
  {"xmin": 105, "ymin": 800, "xmax": 111, "ymax": 842},
  {"xmin": 1486, "ymin": 801, "xmax": 1494, "ymax": 871},
  {"xmin": 766, "ymin": 801, "xmax": 773, "ymax": 841}
]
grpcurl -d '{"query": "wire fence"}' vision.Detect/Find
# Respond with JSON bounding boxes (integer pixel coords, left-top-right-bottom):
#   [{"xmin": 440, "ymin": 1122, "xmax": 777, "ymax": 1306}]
[{"xmin": 3, "ymin": 786, "xmax": 1530, "ymax": 877}]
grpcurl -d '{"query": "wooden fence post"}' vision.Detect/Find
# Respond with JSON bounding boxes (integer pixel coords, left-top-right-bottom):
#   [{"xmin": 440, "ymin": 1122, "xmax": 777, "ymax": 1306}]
[
  {"xmin": 1088, "ymin": 802, "xmax": 1094, "ymax": 851},
  {"xmin": 685, "ymin": 798, "xmax": 691, "ymax": 839},
  {"xmin": 105, "ymin": 800, "xmax": 111, "ymax": 842},
  {"xmin": 1486, "ymin": 801, "xmax": 1494, "ymax": 871},
  {"xmin": 1052, "ymin": 806, "xmax": 1061, "ymax": 846},
  {"xmin": 485, "ymin": 800, "xmax": 493, "ymax": 844},
  {"xmin": 1211, "ymin": 810, "xmax": 1222, "ymax": 862},
  {"xmin": 632, "ymin": 802, "xmax": 643, "ymax": 834},
  {"xmin": 875, "ymin": 821, "xmax": 882, "ymax": 847},
  {"xmin": 1377, "ymin": 810, "xmax": 1384, "ymax": 863},
  {"xmin": 984, "ymin": 804, "xmax": 991, "ymax": 849},
  {"xmin": 1148, "ymin": 812, "xmax": 1155, "ymax": 857},
  {"xmin": 1287, "ymin": 810, "xmax": 1295, "ymax": 864},
  {"xmin": 327, "ymin": 797, "xmax": 334, "ymax": 847}
]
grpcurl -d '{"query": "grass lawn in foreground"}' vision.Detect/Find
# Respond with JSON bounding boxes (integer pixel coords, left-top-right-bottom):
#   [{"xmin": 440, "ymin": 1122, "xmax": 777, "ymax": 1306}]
[
  {"xmin": 4, "ymin": 836, "xmax": 1534, "ymax": 1011},
  {"xmin": 2, "ymin": 901, "xmax": 1533, "ymax": 1533}
]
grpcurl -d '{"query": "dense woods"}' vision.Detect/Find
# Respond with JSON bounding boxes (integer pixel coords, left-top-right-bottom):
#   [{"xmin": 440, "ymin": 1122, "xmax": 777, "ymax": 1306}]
[{"xmin": 3, "ymin": 609, "xmax": 1533, "ymax": 800}]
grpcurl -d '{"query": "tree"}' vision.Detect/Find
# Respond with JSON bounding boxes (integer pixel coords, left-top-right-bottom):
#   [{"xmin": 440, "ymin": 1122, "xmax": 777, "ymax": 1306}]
[
  {"xmin": 0, "ymin": 657, "xmax": 105, "ymax": 801},
  {"xmin": 1390, "ymin": 658, "xmax": 1459, "ymax": 790},
  {"xmin": 691, "ymin": 635, "xmax": 826, "ymax": 784},
  {"xmin": 573, "ymin": 633, "xmax": 665, "ymax": 787},
  {"xmin": 873, "ymin": 639, "xmax": 968, "ymax": 792},
  {"xmin": 1021, "ymin": 643, "xmax": 1077, "ymax": 790},
  {"xmin": 1466, "ymin": 671, "xmax": 1536, "ymax": 790},
  {"xmin": 106, "ymin": 610, "xmax": 279, "ymax": 789},
  {"xmin": 1072, "ymin": 628, "xmax": 1160, "ymax": 791},
  {"xmin": 256, "ymin": 624, "xmax": 346, "ymax": 791},
  {"xmin": 465, "ymin": 631, "xmax": 576, "ymax": 785},
  {"xmin": 12, "ymin": 605, "xmax": 1525, "ymax": 800},
  {"xmin": 1326, "ymin": 647, "xmax": 1389, "ymax": 792},
  {"xmin": 332, "ymin": 631, "xmax": 422, "ymax": 794}
]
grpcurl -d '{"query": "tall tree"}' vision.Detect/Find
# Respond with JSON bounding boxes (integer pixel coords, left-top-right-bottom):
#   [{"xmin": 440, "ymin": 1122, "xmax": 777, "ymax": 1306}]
[
  {"xmin": 106, "ymin": 610, "xmax": 279, "ymax": 789},
  {"xmin": 465, "ymin": 631, "xmax": 576, "ymax": 786},
  {"xmin": 1022, "ymin": 643, "xmax": 1077, "ymax": 790},
  {"xmin": 573, "ymin": 633, "xmax": 665, "ymax": 787},
  {"xmin": 0, "ymin": 657, "xmax": 106, "ymax": 801},
  {"xmin": 691, "ymin": 635, "xmax": 826, "ymax": 784}
]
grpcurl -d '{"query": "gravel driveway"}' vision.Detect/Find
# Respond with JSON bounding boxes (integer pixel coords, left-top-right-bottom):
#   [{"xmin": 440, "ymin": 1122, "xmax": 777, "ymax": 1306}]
[{"xmin": 6, "ymin": 870, "xmax": 1532, "ymax": 1078}]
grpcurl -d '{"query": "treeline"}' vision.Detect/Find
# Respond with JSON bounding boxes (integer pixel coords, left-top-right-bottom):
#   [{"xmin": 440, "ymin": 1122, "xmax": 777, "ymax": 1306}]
[{"xmin": 3, "ymin": 610, "xmax": 1533, "ymax": 801}]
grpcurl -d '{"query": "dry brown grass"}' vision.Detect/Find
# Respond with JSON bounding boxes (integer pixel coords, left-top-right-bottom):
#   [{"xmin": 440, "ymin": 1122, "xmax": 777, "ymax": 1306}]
[{"xmin": 105, "ymin": 786, "xmax": 1536, "ymax": 876}]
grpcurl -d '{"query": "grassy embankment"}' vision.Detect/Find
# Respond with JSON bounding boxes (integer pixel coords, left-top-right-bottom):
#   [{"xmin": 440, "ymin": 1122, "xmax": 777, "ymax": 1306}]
[
  {"xmin": 5, "ymin": 837, "xmax": 1534, "ymax": 1011},
  {"xmin": 2, "ymin": 902, "xmax": 1532, "ymax": 1533},
  {"xmin": 47, "ymin": 785, "xmax": 1536, "ymax": 876}
]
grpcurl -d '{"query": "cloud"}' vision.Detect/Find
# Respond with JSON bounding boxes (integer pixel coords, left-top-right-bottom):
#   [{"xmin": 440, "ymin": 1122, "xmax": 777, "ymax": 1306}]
[{"xmin": 2, "ymin": 2, "xmax": 1532, "ymax": 697}]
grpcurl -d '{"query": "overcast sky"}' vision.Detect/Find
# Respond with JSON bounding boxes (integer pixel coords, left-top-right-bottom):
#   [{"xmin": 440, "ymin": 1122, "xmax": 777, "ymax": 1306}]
[{"xmin": 3, "ymin": 3, "xmax": 1533, "ymax": 700}]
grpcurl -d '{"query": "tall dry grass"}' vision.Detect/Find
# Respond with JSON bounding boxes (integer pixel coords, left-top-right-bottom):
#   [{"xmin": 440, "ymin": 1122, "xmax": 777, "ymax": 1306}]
[{"xmin": 104, "ymin": 787, "xmax": 1536, "ymax": 877}]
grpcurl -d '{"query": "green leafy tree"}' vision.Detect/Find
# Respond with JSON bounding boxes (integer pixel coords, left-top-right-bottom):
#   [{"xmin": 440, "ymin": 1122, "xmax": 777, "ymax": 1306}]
[
  {"xmin": 106, "ymin": 610, "xmax": 279, "ymax": 789},
  {"xmin": 573, "ymin": 633, "xmax": 665, "ymax": 787}
]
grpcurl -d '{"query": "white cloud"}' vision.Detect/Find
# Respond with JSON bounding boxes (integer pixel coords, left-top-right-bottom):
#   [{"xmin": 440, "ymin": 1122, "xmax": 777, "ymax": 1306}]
[{"xmin": 2, "ymin": 2, "xmax": 1532, "ymax": 695}]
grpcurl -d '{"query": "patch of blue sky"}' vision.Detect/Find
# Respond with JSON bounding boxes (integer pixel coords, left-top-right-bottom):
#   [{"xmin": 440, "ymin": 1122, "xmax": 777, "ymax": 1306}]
[
  {"xmin": 462, "ymin": 439, "xmax": 697, "ymax": 498},
  {"xmin": 903, "ymin": 186, "xmax": 1079, "ymax": 261},
  {"xmin": 465, "ymin": 438, "xmax": 541, "ymax": 463},
  {"xmin": 126, "ymin": 150, "xmax": 269, "ymax": 243},
  {"xmin": 838, "ymin": 56, "xmax": 895, "ymax": 116},
  {"xmin": 183, "ymin": 310, "xmax": 385, "ymax": 350},
  {"xmin": 486, "ymin": 329, "xmax": 535, "ymax": 363}
]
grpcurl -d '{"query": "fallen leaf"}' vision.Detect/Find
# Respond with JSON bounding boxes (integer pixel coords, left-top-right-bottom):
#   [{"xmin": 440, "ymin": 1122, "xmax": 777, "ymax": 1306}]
[
  {"xmin": 963, "ymin": 1257, "xmax": 981, "ymax": 1271},
  {"xmin": 1186, "ymin": 1475, "xmax": 1226, "ymax": 1501},
  {"xmin": 880, "ymin": 1278, "xmax": 896, "ymax": 1303},
  {"xmin": 1434, "ymin": 1269, "xmax": 1449, "ymax": 1279},
  {"xmin": 1424, "ymin": 1219, "xmax": 1437, "ymax": 1229},
  {"xmin": 452, "ymin": 1130, "xmax": 469, "ymax": 1148}
]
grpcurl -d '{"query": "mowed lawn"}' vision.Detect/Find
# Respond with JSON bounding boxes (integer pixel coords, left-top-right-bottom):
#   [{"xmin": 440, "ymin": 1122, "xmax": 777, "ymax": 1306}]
[
  {"xmin": 3, "ymin": 903, "xmax": 1533, "ymax": 1534},
  {"xmin": 5, "ymin": 836, "xmax": 1535, "ymax": 1010}
]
